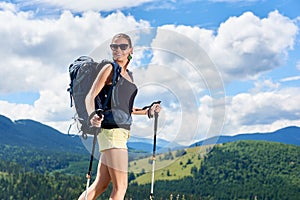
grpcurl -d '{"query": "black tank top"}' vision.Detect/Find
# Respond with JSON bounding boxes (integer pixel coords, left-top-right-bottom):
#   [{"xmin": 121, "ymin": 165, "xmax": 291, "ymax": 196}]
[
  {"xmin": 111, "ymin": 75, "xmax": 138, "ymax": 114},
  {"xmin": 95, "ymin": 74, "xmax": 138, "ymax": 129}
]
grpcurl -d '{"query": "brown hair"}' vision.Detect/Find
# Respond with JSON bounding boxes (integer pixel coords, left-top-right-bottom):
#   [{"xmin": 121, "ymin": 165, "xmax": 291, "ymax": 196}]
[{"xmin": 112, "ymin": 33, "xmax": 132, "ymax": 48}]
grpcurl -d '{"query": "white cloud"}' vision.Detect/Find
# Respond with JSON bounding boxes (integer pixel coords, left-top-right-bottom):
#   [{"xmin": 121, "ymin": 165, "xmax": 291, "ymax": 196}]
[
  {"xmin": 130, "ymin": 62, "xmax": 211, "ymax": 145},
  {"xmin": 213, "ymin": 11, "xmax": 298, "ymax": 80},
  {"xmin": 224, "ymin": 87, "xmax": 300, "ymax": 135},
  {"xmin": 17, "ymin": 0, "xmax": 156, "ymax": 12},
  {"xmin": 0, "ymin": 2, "xmax": 18, "ymax": 12},
  {"xmin": 0, "ymin": 5, "xmax": 150, "ymax": 92},
  {"xmin": 161, "ymin": 11, "xmax": 298, "ymax": 82},
  {"xmin": 139, "ymin": 10, "xmax": 299, "ymax": 143},
  {"xmin": 250, "ymin": 79, "xmax": 280, "ymax": 93},
  {"xmin": 0, "ymin": 4, "xmax": 150, "ymax": 132},
  {"xmin": 280, "ymin": 76, "xmax": 300, "ymax": 82}
]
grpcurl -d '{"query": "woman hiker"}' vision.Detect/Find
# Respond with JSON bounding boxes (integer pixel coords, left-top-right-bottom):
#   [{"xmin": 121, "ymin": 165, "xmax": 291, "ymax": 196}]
[{"xmin": 78, "ymin": 33, "xmax": 161, "ymax": 200}]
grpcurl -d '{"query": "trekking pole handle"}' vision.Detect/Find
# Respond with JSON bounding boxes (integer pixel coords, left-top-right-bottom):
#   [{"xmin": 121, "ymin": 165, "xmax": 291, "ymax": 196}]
[
  {"xmin": 82, "ymin": 109, "xmax": 104, "ymax": 139},
  {"xmin": 88, "ymin": 109, "xmax": 104, "ymax": 123},
  {"xmin": 147, "ymin": 101, "xmax": 161, "ymax": 119},
  {"xmin": 87, "ymin": 109, "xmax": 104, "ymax": 127},
  {"xmin": 153, "ymin": 111, "xmax": 158, "ymax": 156}
]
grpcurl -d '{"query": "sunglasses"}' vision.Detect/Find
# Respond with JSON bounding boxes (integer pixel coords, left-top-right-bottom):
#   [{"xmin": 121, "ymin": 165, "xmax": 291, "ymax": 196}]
[{"xmin": 110, "ymin": 43, "xmax": 129, "ymax": 51}]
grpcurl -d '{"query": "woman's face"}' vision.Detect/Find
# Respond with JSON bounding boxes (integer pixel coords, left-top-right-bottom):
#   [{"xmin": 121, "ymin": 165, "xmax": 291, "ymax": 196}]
[{"xmin": 110, "ymin": 37, "xmax": 132, "ymax": 62}]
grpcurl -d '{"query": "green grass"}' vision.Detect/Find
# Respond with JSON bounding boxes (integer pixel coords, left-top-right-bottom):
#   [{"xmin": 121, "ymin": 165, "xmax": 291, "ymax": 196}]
[
  {"xmin": 129, "ymin": 144, "xmax": 216, "ymax": 184},
  {"xmin": 0, "ymin": 172, "xmax": 8, "ymax": 177}
]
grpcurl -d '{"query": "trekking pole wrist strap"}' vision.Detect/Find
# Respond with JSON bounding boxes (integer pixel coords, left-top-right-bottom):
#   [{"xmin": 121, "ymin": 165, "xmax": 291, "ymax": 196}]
[{"xmin": 147, "ymin": 108, "xmax": 153, "ymax": 119}]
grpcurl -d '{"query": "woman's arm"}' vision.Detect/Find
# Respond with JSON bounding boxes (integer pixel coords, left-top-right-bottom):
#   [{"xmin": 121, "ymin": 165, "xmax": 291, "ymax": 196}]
[
  {"xmin": 132, "ymin": 103, "xmax": 161, "ymax": 117},
  {"xmin": 132, "ymin": 107, "xmax": 148, "ymax": 115}
]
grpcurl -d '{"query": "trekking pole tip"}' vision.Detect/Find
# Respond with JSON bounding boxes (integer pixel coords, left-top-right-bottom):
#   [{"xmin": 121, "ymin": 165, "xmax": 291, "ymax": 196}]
[{"xmin": 150, "ymin": 193, "xmax": 154, "ymax": 200}]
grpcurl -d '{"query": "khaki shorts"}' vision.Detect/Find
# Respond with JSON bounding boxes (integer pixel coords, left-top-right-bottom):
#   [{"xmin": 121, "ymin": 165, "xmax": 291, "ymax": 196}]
[{"xmin": 97, "ymin": 128, "xmax": 130, "ymax": 152}]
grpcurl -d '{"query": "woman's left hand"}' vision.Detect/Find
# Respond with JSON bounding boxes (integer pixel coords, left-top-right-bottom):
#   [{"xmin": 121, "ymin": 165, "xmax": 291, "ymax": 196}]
[{"xmin": 151, "ymin": 103, "xmax": 161, "ymax": 115}]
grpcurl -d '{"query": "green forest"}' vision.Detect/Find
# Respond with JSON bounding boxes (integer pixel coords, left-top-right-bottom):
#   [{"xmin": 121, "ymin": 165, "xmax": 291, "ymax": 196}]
[{"xmin": 0, "ymin": 140, "xmax": 299, "ymax": 200}]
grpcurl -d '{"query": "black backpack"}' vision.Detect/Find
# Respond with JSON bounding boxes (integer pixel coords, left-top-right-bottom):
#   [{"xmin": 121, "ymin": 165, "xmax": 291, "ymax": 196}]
[{"xmin": 67, "ymin": 56, "xmax": 120, "ymax": 138}]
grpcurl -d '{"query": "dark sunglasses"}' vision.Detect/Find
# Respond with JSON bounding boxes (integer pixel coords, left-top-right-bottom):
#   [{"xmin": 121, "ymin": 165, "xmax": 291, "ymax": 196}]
[{"xmin": 110, "ymin": 43, "xmax": 129, "ymax": 51}]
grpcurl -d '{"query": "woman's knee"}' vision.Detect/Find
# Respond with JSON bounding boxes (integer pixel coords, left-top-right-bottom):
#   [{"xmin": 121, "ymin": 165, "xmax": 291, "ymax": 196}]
[
  {"xmin": 113, "ymin": 181, "xmax": 127, "ymax": 193},
  {"xmin": 95, "ymin": 181, "xmax": 110, "ymax": 196},
  {"xmin": 94, "ymin": 163, "xmax": 111, "ymax": 190}
]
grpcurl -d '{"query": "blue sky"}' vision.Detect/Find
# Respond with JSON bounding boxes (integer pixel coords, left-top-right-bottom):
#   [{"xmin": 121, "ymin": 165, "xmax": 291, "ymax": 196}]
[
  {"xmin": 121, "ymin": 0, "xmax": 298, "ymax": 27},
  {"xmin": 0, "ymin": 0, "xmax": 299, "ymax": 145}
]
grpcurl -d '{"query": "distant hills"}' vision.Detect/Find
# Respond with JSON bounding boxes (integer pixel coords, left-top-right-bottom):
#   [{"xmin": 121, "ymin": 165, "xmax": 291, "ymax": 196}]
[
  {"xmin": 0, "ymin": 115, "xmax": 85, "ymax": 153},
  {"xmin": 190, "ymin": 126, "xmax": 300, "ymax": 147},
  {"xmin": 1, "ymin": 115, "xmax": 299, "ymax": 155},
  {"xmin": 0, "ymin": 115, "xmax": 169, "ymax": 154},
  {"xmin": 1, "ymin": 114, "xmax": 300, "ymax": 199}
]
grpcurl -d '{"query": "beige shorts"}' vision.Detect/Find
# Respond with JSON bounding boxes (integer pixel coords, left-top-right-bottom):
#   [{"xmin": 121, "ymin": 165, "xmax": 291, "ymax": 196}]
[{"xmin": 97, "ymin": 128, "xmax": 130, "ymax": 152}]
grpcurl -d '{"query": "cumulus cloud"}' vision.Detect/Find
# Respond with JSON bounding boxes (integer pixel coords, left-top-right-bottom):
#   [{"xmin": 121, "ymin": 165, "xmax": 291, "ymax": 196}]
[
  {"xmin": 0, "ymin": 5, "xmax": 150, "ymax": 82},
  {"xmin": 161, "ymin": 11, "xmax": 298, "ymax": 82},
  {"xmin": 0, "ymin": 3, "xmax": 150, "ymax": 129},
  {"xmin": 224, "ymin": 86, "xmax": 300, "ymax": 135},
  {"xmin": 214, "ymin": 11, "xmax": 297, "ymax": 80}
]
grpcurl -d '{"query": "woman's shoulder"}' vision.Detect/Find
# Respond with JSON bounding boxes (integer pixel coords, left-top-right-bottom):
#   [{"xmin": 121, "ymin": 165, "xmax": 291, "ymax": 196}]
[
  {"xmin": 98, "ymin": 63, "xmax": 114, "ymax": 77},
  {"xmin": 98, "ymin": 59, "xmax": 114, "ymax": 69}
]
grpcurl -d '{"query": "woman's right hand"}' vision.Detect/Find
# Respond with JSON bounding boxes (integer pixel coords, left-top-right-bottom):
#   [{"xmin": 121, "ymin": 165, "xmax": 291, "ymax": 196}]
[{"xmin": 90, "ymin": 113, "xmax": 103, "ymax": 127}]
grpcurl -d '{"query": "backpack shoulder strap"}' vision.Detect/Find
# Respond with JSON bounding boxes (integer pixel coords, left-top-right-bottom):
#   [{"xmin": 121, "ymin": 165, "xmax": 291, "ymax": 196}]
[
  {"xmin": 111, "ymin": 61, "xmax": 121, "ymax": 85},
  {"xmin": 101, "ymin": 61, "xmax": 121, "ymax": 110}
]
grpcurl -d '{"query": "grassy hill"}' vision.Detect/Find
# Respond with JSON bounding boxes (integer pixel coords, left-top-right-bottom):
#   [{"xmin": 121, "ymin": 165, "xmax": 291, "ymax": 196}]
[
  {"xmin": 127, "ymin": 140, "xmax": 300, "ymax": 199},
  {"xmin": 128, "ymin": 145, "xmax": 214, "ymax": 184}
]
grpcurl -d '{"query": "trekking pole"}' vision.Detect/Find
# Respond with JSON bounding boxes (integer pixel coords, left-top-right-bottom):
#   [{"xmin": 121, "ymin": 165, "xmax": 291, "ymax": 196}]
[
  {"xmin": 84, "ymin": 109, "xmax": 103, "ymax": 200},
  {"xmin": 150, "ymin": 111, "xmax": 159, "ymax": 200},
  {"xmin": 84, "ymin": 129, "xmax": 97, "ymax": 200}
]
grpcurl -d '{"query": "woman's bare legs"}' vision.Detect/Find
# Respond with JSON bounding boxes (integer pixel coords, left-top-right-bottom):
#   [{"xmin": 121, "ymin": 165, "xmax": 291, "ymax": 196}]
[
  {"xmin": 78, "ymin": 148, "xmax": 128, "ymax": 200},
  {"xmin": 108, "ymin": 166, "xmax": 128, "ymax": 200},
  {"xmin": 78, "ymin": 161, "xmax": 111, "ymax": 200},
  {"xmin": 101, "ymin": 148, "xmax": 128, "ymax": 200}
]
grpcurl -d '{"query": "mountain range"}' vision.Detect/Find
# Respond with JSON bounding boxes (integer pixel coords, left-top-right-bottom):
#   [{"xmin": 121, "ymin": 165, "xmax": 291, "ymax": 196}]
[
  {"xmin": 0, "ymin": 115, "xmax": 299, "ymax": 155},
  {"xmin": 190, "ymin": 126, "xmax": 300, "ymax": 147},
  {"xmin": 0, "ymin": 115, "xmax": 85, "ymax": 153}
]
